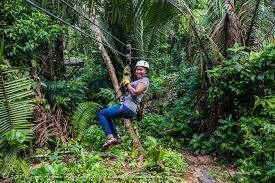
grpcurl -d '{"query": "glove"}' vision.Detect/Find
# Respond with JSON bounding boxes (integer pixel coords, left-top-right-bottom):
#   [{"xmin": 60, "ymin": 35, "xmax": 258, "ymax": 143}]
[{"xmin": 122, "ymin": 76, "xmax": 131, "ymax": 86}]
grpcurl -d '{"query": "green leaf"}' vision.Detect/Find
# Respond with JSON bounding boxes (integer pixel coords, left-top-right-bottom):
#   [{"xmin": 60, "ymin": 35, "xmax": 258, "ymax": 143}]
[
  {"xmin": 235, "ymin": 63, "xmax": 243, "ymax": 72},
  {"xmin": 0, "ymin": 69, "xmax": 34, "ymax": 175},
  {"xmin": 6, "ymin": 129, "xmax": 28, "ymax": 144},
  {"xmin": 250, "ymin": 75, "xmax": 256, "ymax": 81}
]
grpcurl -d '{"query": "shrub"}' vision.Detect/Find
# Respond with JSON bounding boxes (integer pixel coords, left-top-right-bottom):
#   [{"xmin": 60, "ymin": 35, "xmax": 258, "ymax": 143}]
[
  {"xmin": 143, "ymin": 136, "xmax": 187, "ymax": 173},
  {"xmin": 208, "ymin": 43, "xmax": 274, "ymax": 117},
  {"xmin": 214, "ymin": 116, "xmax": 275, "ymax": 182}
]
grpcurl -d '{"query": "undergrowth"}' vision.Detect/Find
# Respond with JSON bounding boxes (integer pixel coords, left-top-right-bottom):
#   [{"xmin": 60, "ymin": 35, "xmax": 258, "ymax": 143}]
[{"xmin": 13, "ymin": 133, "xmax": 187, "ymax": 182}]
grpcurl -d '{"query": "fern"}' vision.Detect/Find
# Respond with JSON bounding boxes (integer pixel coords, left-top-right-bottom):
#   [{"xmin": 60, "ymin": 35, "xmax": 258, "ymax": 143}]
[
  {"xmin": 96, "ymin": 88, "xmax": 116, "ymax": 101},
  {"xmin": 71, "ymin": 101, "xmax": 102, "ymax": 138},
  {"xmin": 0, "ymin": 69, "xmax": 34, "ymax": 176},
  {"xmin": 96, "ymin": 87, "xmax": 117, "ymax": 106}
]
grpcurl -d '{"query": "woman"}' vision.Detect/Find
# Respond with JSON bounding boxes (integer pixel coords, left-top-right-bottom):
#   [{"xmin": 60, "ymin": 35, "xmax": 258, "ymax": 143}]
[{"xmin": 98, "ymin": 60, "xmax": 150, "ymax": 150}]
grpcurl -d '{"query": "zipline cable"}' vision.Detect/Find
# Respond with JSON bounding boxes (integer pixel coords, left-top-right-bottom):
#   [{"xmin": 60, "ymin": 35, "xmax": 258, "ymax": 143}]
[
  {"xmin": 131, "ymin": 47, "xmax": 155, "ymax": 54},
  {"xmin": 59, "ymin": 0, "xmax": 157, "ymax": 55},
  {"xmin": 23, "ymin": 0, "xmax": 158, "ymax": 61},
  {"xmin": 23, "ymin": 0, "xmax": 127, "ymax": 58},
  {"xmin": 132, "ymin": 56, "xmax": 157, "ymax": 60},
  {"xmin": 59, "ymin": 0, "xmax": 128, "ymax": 48},
  {"xmin": 60, "ymin": 0, "xmax": 157, "ymax": 55}
]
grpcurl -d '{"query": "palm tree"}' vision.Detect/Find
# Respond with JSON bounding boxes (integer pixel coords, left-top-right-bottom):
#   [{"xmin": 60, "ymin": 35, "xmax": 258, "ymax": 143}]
[
  {"xmin": 208, "ymin": 0, "xmax": 275, "ymax": 54},
  {"xmin": 166, "ymin": 0, "xmax": 275, "ymax": 63},
  {"xmin": 165, "ymin": 0, "xmax": 275, "ymax": 133}
]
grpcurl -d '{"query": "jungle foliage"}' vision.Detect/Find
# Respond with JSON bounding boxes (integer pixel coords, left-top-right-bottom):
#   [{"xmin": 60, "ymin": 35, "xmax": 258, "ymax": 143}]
[{"xmin": 0, "ymin": 0, "xmax": 274, "ymax": 182}]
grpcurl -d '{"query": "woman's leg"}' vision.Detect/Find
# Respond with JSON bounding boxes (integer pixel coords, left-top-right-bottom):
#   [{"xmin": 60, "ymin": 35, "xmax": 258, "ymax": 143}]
[
  {"xmin": 98, "ymin": 105, "xmax": 122, "ymax": 136},
  {"xmin": 108, "ymin": 119, "xmax": 119, "ymax": 136}
]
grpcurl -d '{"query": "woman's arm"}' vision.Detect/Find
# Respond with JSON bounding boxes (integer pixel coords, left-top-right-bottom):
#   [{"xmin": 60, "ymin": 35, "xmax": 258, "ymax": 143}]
[{"xmin": 126, "ymin": 83, "xmax": 147, "ymax": 96}]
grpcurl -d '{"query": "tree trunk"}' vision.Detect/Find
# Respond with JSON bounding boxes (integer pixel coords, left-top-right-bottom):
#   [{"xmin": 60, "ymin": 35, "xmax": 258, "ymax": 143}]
[
  {"xmin": 55, "ymin": 36, "xmax": 66, "ymax": 79},
  {"xmin": 91, "ymin": 16, "xmax": 121, "ymax": 96},
  {"xmin": 91, "ymin": 14, "xmax": 146, "ymax": 159},
  {"xmin": 46, "ymin": 45, "xmax": 55, "ymax": 81}
]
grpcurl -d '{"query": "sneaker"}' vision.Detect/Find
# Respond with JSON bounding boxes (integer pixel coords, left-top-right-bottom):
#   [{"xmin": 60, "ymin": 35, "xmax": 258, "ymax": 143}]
[
  {"xmin": 101, "ymin": 137, "xmax": 118, "ymax": 151},
  {"xmin": 114, "ymin": 135, "xmax": 122, "ymax": 144}
]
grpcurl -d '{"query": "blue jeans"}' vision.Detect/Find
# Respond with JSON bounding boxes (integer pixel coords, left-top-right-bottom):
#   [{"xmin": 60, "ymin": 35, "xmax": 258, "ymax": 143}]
[{"xmin": 98, "ymin": 104, "xmax": 136, "ymax": 136}]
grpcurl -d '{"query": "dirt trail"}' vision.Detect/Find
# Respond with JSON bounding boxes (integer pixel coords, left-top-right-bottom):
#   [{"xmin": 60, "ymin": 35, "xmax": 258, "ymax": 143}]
[{"xmin": 182, "ymin": 150, "xmax": 237, "ymax": 183}]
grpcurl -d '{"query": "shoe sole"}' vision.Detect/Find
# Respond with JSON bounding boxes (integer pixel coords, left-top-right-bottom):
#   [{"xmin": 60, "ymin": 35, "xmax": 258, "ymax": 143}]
[
  {"xmin": 101, "ymin": 140, "xmax": 120, "ymax": 151},
  {"xmin": 101, "ymin": 143, "xmax": 113, "ymax": 151}
]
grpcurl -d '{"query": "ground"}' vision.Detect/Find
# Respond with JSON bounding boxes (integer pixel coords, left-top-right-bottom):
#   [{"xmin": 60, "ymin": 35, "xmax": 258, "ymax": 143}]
[{"xmin": 182, "ymin": 150, "xmax": 237, "ymax": 183}]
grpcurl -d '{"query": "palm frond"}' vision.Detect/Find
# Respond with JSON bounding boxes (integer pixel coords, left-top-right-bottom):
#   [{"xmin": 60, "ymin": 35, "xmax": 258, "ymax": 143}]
[
  {"xmin": 240, "ymin": 0, "xmax": 275, "ymax": 47},
  {"xmin": 143, "ymin": 0, "xmax": 178, "ymax": 52},
  {"xmin": 104, "ymin": 0, "xmax": 150, "ymax": 55},
  {"xmin": 240, "ymin": 0, "xmax": 262, "ymax": 46},
  {"xmin": 131, "ymin": 0, "xmax": 147, "ymax": 55},
  {"xmin": 71, "ymin": 101, "xmax": 101, "ymax": 138},
  {"xmin": 168, "ymin": 0, "xmax": 224, "ymax": 63},
  {"xmin": 0, "ymin": 70, "xmax": 34, "ymax": 175},
  {"xmin": 206, "ymin": 0, "xmax": 226, "ymax": 25}
]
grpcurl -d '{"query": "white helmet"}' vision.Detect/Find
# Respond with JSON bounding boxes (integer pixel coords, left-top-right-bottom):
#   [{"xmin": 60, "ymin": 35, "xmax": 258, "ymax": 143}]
[{"xmin": 136, "ymin": 60, "xmax": 149, "ymax": 69}]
